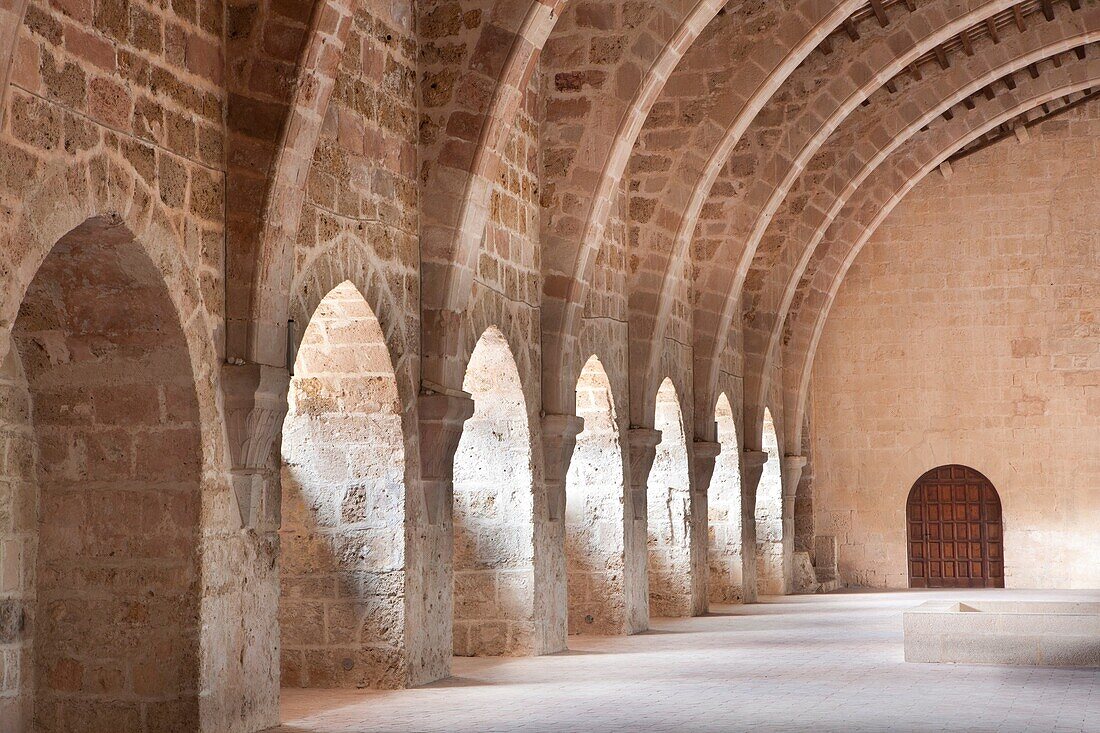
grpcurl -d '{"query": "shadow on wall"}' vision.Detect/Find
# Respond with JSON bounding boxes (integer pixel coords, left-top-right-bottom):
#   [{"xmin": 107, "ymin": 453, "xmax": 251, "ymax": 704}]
[
  {"xmin": 708, "ymin": 393, "xmax": 743, "ymax": 603},
  {"xmin": 0, "ymin": 218, "xmax": 203, "ymax": 732},
  {"xmin": 565, "ymin": 355, "xmax": 627, "ymax": 635},
  {"xmin": 279, "ymin": 281, "xmax": 408, "ymax": 690},
  {"xmin": 648, "ymin": 379, "xmax": 692, "ymax": 617},
  {"xmin": 756, "ymin": 408, "xmax": 784, "ymax": 595},
  {"xmin": 452, "ymin": 327, "xmax": 535, "ymax": 657}
]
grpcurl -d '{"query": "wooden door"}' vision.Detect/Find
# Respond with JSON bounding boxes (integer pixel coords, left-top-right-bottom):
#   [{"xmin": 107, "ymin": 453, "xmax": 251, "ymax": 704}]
[{"xmin": 906, "ymin": 465, "xmax": 1004, "ymax": 589}]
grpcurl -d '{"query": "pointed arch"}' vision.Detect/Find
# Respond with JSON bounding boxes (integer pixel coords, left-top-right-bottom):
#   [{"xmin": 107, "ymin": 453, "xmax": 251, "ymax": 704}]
[
  {"xmin": 565, "ymin": 355, "xmax": 627, "ymax": 635},
  {"xmin": 648, "ymin": 378, "xmax": 693, "ymax": 617},
  {"xmin": 280, "ymin": 281, "xmax": 408, "ymax": 688},
  {"xmin": 708, "ymin": 393, "xmax": 743, "ymax": 603},
  {"xmin": 756, "ymin": 407, "xmax": 785, "ymax": 596},
  {"xmin": 3, "ymin": 217, "xmax": 203, "ymax": 730},
  {"xmin": 453, "ymin": 327, "xmax": 536, "ymax": 656}
]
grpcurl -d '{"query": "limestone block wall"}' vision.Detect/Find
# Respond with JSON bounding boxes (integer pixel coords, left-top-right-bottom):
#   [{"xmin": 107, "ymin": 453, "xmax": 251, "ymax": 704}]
[
  {"xmin": 708, "ymin": 393, "xmax": 743, "ymax": 603},
  {"xmin": 280, "ymin": 283, "xmax": 407, "ymax": 689},
  {"xmin": 565, "ymin": 356, "xmax": 628, "ymax": 635},
  {"xmin": 0, "ymin": 340, "xmax": 35, "ymax": 729},
  {"xmin": 648, "ymin": 378, "xmax": 694, "ymax": 617},
  {"xmin": 811, "ymin": 102, "xmax": 1100, "ymax": 590}
]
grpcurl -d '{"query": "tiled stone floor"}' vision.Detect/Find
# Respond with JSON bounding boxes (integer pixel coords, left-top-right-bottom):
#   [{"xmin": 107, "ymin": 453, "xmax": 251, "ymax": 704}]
[{"xmin": 272, "ymin": 589, "xmax": 1100, "ymax": 732}]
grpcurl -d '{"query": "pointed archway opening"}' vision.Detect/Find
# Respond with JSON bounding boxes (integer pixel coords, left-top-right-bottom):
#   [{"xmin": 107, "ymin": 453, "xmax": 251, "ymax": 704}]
[
  {"xmin": 279, "ymin": 281, "xmax": 408, "ymax": 688},
  {"xmin": 452, "ymin": 328, "xmax": 535, "ymax": 656},
  {"xmin": 708, "ymin": 393, "xmax": 743, "ymax": 603},
  {"xmin": 756, "ymin": 408, "xmax": 785, "ymax": 596},
  {"xmin": 565, "ymin": 355, "xmax": 627, "ymax": 635},
  {"xmin": 0, "ymin": 217, "xmax": 203, "ymax": 731},
  {"xmin": 648, "ymin": 378, "xmax": 693, "ymax": 617}
]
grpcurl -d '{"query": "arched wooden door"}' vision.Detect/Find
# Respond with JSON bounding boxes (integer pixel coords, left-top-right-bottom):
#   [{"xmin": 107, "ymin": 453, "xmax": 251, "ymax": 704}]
[{"xmin": 906, "ymin": 465, "xmax": 1004, "ymax": 588}]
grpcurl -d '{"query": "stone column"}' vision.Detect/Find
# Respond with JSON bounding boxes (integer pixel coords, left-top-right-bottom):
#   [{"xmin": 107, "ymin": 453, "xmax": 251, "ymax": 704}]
[
  {"xmin": 740, "ymin": 450, "xmax": 769, "ymax": 603},
  {"xmin": 220, "ymin": 362, "xmax": 290, "ymax": 530},
  {"xmin": 627, "ymin": 428, "xmax": 662, "ymax": 521},
  {"xmin": 626, "ymin": 427, "xmax": 662, "ymax": 629},
  {"xmin": 541, "ymin": 414, "xmax": 586, "ymax": 522},
  {"xmin": 539, "ymin": 413, "xmax": 585, "ymax": 652},
  {"xmin": 413, "ymin": 389, "xmax": 474, "ymax": 682},
  {"xmin": 416, "ymin": 390, "xmax": 475, "ymax": 526},
  {"xmin": 780, "ymin": 455, "xmax": 808, "ymax": 597},
  {"xmin": 691, "ymin": 440, "xmax": 722, "ymax": 612}
]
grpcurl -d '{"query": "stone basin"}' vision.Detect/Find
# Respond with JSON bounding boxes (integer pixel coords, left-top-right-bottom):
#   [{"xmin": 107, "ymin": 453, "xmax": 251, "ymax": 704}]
[{"xmin": 903, "ymin": 600, "xmax": 1100, "ymax": 667}]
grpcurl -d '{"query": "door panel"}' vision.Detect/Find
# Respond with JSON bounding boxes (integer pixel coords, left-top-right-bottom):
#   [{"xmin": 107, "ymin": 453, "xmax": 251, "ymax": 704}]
[{"xmin": 906, "ymin": 465, "xmax": 1005, "ymax": 589}]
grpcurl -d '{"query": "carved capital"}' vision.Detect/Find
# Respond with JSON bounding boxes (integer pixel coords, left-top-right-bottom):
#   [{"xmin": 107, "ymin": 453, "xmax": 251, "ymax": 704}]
[
  {"xmin": 690, "ymin": 440, "xmax": 722, "ymax": 494},
  {"xmin": 541, "ymin": 414, "xmax": 585, "ymax": 521},
  {"xmin": 627, "ymin": 427, "xmax": 662, "ymax": 520},
  {"xmin": 781, "ymin": 455, "xmax": 808, "ymax": 500},
  {"xmin": 221, "ymin": 362, "xmax": 290, "ymax": 529},
  {"xmin": 741, "ymin": 450, "xmax": 769, "ymax": 496},
  {"xmin": 417, "ymin": 390, "xmax": 475, "ymax": 525}
]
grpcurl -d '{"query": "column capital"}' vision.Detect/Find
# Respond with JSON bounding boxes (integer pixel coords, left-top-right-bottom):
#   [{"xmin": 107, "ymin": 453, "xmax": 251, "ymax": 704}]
[
  {"xmin": 541, "ymin": 413, "xmax": 586, "ymax": 522},
  {"xmin": 742, "ymin": 450, "xmax": 769, "ymax": 468},
  {"xmin": 542, "ymin": 413, "xmax": 585, "ymax": 440},
  {"xmin": 417, "ymin": 389, "xmax": 475, "ymax": 525},
  {"xmin": 692, "ymin": 440, "xmax": 722, "ymax": 461},
  {"xmin": 782, "ymin": 454, "xmax": 808, "ymax": 471},
  {"xmin": 220, "ymin": 362, "xmax": 290, "ymax": 529},
  {"xmin": 627, "ymin": 426, "xmax": 662, "ymax": 450}
]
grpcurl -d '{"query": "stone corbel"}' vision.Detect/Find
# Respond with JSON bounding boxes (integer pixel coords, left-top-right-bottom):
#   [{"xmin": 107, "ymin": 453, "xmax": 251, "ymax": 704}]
[
  {"xmin": 221, "ymin": 362, "xmax": 291, "ymax": 530},
  {"xmin": 741, "ymin": 449, "xmax": 769, "ymax": 490},
  {"xmin": 417, "ymin": 389, "xmax": 475, "ymax": 526},
  {"xmin": 541, "ymin": 414, "xmax": 586, "ymax": 522},
  {"xmin": 627, "ymin": 428, "xmax": 662, "ymax": 521}
]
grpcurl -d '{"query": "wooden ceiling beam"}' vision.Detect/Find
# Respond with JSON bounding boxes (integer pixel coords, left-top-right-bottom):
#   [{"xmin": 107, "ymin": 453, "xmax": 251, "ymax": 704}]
[
  {"xmin": 986, "ymin": 18, "xmax": 1000, "ymax": 44},
  {"xmin": 960, "ymin": 28, "xmax": 974, "ymax": 56},
  {"xmin": 870, "ymin": 0, "xmax": 889, "ymax": 27},
  {"xmin": 844, "ymin": 18, "xmax": 861, "ymax": 42},
  {"xmin": 1013, "ymin": 6, "xmax": 1027, "ymax": 32},
  {"xmin": 935, "ymin": 45, "xmax": 950, "ymax": 69},
  {"xmin": 1042, "ymin": 0, "xmax": 1055, "ymax": 22}
]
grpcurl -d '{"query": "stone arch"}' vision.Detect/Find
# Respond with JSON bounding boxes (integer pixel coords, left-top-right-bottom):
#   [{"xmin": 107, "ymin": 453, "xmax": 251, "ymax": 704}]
[
  {"xmin": 280, "ymin": 281, "xmax": 408, "ymax": 689},
  {"xmin": 565, "ymin": 355, "xmax": 627, "ymax": 635},
  {"xmin": 755, "ymin": 407, "xmax": 785, "ymax": 596},
  {"xmin": 452, "ymin": 326, "xmax": 536, "ymax": 656},
  {"xmin": 708, "ymin": 393, "xmax": 743, "ymax": 603},
  {"xmin": 648, "ymin": 378, "xmax": 693, "ymax": 617},
  {"xmin": 1, "ymin": 216, "xmax": 204, "ymax": 731}
]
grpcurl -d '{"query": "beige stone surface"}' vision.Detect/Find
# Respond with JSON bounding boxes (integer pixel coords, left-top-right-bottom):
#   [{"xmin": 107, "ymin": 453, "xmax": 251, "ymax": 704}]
[{"xmin": 812, "ymin": 103, "xmax": 1100, "ymax": 591}]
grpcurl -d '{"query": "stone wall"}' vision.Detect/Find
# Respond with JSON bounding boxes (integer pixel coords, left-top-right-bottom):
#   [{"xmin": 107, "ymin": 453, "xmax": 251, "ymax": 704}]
[{"xmin": 811, "ymin": 102, "xmax": 1100, "ymax": 590}]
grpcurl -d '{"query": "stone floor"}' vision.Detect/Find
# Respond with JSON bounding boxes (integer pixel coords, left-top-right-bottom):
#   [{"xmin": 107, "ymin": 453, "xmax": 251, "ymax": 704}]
[{"xmin": 272, "ymin": 589, "xmax": 1100, "ymax": 733}]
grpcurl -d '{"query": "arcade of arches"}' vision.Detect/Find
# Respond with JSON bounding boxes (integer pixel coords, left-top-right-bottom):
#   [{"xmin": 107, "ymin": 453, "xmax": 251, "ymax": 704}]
[{"xmin": 0, "ymin": 0, "xmax": 1096, "ymax": 731}]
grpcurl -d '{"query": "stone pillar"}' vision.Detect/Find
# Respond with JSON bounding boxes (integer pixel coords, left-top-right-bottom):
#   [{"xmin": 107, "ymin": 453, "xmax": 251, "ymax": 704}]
[
  {"xmin": 740, "ymin": 450, "xmax": 768, "ymax": 603},
  {"xmin": 627, "ymin": 428, "xmax": 662, "ymax": 521},
  {"xmin": 781, "ymin": 455, "xmax": 808, "ymax": 596},
  {"xmin": 540, "ymin": 413, "xmax": 585, "ymax": 651},
  {"xmin": 413, "ymin": 389, "xmax": 474, "ymax": 681},
  {"xmin": 542, "ymin": 414, "xmax": 587, "ymax": 522},
  {"xmin": 220, "ymin": 362, "xmax": 290, "ymax": 530},
  {"xmin": 626, "ymin": 427, "xmax": 661, "ymax": 628},
  {"xmin": 416, "ymin": 391, "xmax": 475, "ymax": 525},
  {"xmin": 691, "ymin": 440, "xmax": 721, "ymax": 612}
]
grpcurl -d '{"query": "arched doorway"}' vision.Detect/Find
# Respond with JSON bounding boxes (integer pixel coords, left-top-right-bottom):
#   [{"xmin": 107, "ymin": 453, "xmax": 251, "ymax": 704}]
[
  {"xmin": 565, "ymin": 355, "xmax": 627, "ymax": 634},
  {"xmin": 280, "ymin": 281, "xmax": 408, "ymax": 688},
  {"xmin": 452, "ymin": 327, "xmax": 535, "ymax": 656},
  {"xmin": 648, "ymin": 378, "xmax": 692, "ymax": 617},
  {"xmin": 708, "ymin": 393, "xmax": 743, "ymax": 603},
  {"xmin": 907, "ymin": 465, "xmax": 1004, "ymax": 589},
  {"xmin": 755, "ymin": 408, "xmax": 784, "ymax": 595},
  {"xmin": 2, "ymin": 218, "xmax": 203, "ymax": 731}
]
